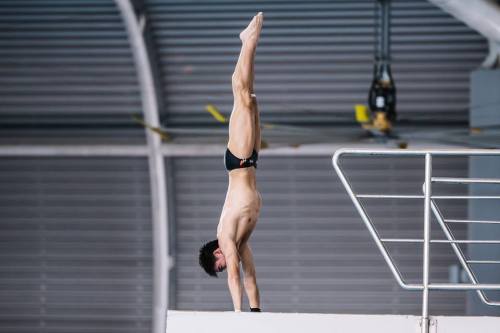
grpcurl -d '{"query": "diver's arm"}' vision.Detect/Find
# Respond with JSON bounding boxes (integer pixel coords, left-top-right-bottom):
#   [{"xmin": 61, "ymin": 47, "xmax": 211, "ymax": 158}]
[
  {"xmin": 241, "ymin": 243, "xmax": 260, "ymax": 309},
  {"xmin": 224, "ymin": 242, "xmax": 242, "ymax": 311}
]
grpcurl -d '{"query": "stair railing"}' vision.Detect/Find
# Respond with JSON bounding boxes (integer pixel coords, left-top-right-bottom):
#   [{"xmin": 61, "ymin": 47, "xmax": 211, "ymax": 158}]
[{"xmin": 333, "ymin": 149, "xmax": 500, "ymax": 333}]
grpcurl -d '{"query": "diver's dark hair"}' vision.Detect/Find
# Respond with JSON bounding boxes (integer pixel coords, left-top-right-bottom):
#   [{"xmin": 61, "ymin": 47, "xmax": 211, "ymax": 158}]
[{"xmin": 199, "ymin": 239, "xmax": 219, "ymax": 277}]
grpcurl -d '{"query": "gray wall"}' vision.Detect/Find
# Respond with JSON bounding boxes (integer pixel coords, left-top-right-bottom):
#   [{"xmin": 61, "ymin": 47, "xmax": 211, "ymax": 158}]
[
  {"xmin": 0, "ymin": 0, "xmax": 142, "ymax": 140},
  {"xmin": 146, "ymin": 0, "xmax": 487, "ymax": 126},
  {"xmin": 0, "ymin": 0, "xmax": 488, "ymax": 131},
  {"xmin": 0, "ymin": 157, "xmax": 153, "ymax": 333}
]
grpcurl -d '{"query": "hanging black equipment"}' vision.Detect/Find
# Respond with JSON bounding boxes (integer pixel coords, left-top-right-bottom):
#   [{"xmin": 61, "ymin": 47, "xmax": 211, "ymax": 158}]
[{"xmin": 369, "ymin": 0, "xmax": 397, "ymax": 129}]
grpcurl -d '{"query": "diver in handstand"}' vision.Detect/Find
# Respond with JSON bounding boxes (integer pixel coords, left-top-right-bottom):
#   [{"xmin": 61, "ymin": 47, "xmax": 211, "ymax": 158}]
[{"xmin": 199, "ymin": 12, "xmax": 264, "ymax": 313}]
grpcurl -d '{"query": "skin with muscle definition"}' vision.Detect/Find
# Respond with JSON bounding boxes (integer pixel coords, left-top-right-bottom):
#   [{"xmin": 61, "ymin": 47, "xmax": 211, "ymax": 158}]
[{"xmin": 199, "ymin": 13, "xmax": 263, "ymax": 312}]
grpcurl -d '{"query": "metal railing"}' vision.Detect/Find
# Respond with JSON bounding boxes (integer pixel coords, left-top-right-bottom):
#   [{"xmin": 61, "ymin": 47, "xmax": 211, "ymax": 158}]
[{"xmin": 332, "ymin": 148, "xmax": 500, "ymax": 333}]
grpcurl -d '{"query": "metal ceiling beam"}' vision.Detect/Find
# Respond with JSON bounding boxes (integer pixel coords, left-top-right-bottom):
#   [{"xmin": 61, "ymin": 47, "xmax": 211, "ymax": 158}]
[{"xmin": 0, "ymin": 142, "xmax": 473, "ymax": 157}]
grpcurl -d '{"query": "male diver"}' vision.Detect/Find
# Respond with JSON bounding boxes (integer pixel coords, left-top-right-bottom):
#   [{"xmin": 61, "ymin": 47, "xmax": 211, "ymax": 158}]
[{"xmin": 199, "ymin": 12, "xmax": 264, "ymax": 313}]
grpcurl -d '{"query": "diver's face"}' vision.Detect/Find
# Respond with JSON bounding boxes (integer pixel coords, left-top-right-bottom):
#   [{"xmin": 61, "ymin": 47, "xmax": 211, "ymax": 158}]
[{"xmin": 213, "ymin": 248, "xmax": 227, "ymax": 273}]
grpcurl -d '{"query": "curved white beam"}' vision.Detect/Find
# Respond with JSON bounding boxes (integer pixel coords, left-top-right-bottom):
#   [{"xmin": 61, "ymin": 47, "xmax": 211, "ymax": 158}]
[
  {"xmin": 429, "ymin": 0, "xmax": 500, "ymax": 68},
  {"xmin": 113, "ymin": 1, "xmax": 169, "ymax": 333}
]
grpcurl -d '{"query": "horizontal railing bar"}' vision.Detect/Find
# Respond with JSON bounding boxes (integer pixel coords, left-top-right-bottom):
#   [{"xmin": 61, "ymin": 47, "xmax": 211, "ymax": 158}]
[
  {"xmin": 381, "ymin": 238, "xmax": 500, "ymax": 244},
  {"xmin": 445, "ymin": 219, "xmax": 500, "ymax": 225},
  {"xmin": 357, "ymin": 195, "xmax": 500, "ymax": 200},
  {"xmin": 433, "ymin": 196, "xmax": 500, "ymax": 199},
  {"xmin": 432, "ymin": 177, "xmax": 500, "ymax": 184},
  {"xmin": 429, "ymin": 283, "xmax": 500, "ymax": 290},
  {"xmin": 404, "ymin": 283, "xmax": 424, "ymax": 291},
  {"xmin": 381, "ymin": 238, "xmax": 417, "ymax": 243},
  {"xmin": 467, "ymin": 260, "xmax": 500, "ymax": 264},
  {"xmin": 365, "ymin": 282, "xmax": 500, "ymax": 291},
  {"xmin": 379, "ymin": 238, "xmax": 422, "ymax": 243},
  {"xmin": 335, "ymin": 148, "xmax": 500, "ymax": 156},
  {"xmin": 357, "ymin": 194, "xmax": 424, "ymax": 199},
  {"xmin": 432, "ymin": 239, "xmax": 500, "ymax": 244}
]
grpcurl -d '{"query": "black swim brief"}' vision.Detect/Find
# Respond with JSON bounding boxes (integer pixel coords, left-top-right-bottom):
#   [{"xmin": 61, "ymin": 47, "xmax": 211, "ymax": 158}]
[{"xmin": 224, "ymin": 148, "xmax": 258, "ymax": 171}]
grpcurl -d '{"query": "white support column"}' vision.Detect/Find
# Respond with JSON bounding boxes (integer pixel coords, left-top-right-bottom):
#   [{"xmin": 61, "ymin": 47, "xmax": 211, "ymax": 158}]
[
  {"xmin": 421, "ymin": 153, "xmax": 432, "ymax": 333},
  {"xmin": 113, "ymin": 2, "xmax": 169, "ymax": 333}
]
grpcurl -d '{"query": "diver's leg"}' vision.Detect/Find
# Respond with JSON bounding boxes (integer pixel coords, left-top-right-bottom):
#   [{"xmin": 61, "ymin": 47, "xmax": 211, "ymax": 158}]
[
  {"xmin": 253, "ymin": 95, "xmax": 261, "ymax": 153},
  {"xmin": 227, "ymin": 13, "xmax": 263, "ymax": 158}
]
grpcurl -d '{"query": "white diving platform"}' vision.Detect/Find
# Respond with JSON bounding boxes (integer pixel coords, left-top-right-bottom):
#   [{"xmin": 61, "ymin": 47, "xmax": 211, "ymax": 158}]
[{"xmin": 167, "ymin": 311, "xmax": 500, "ymax": 333}]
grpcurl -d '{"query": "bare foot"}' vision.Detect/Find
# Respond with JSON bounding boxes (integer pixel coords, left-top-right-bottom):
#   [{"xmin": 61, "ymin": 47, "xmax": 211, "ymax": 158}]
[{"xmin": 239, "ymin": 12, "xmax": 263, "ymax": 48}]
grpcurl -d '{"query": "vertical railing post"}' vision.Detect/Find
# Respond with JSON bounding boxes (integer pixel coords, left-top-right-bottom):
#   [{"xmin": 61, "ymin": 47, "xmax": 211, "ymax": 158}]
[{"xmin": 421, "ymin": 153, "xmax": 432, "ymax": 333}]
